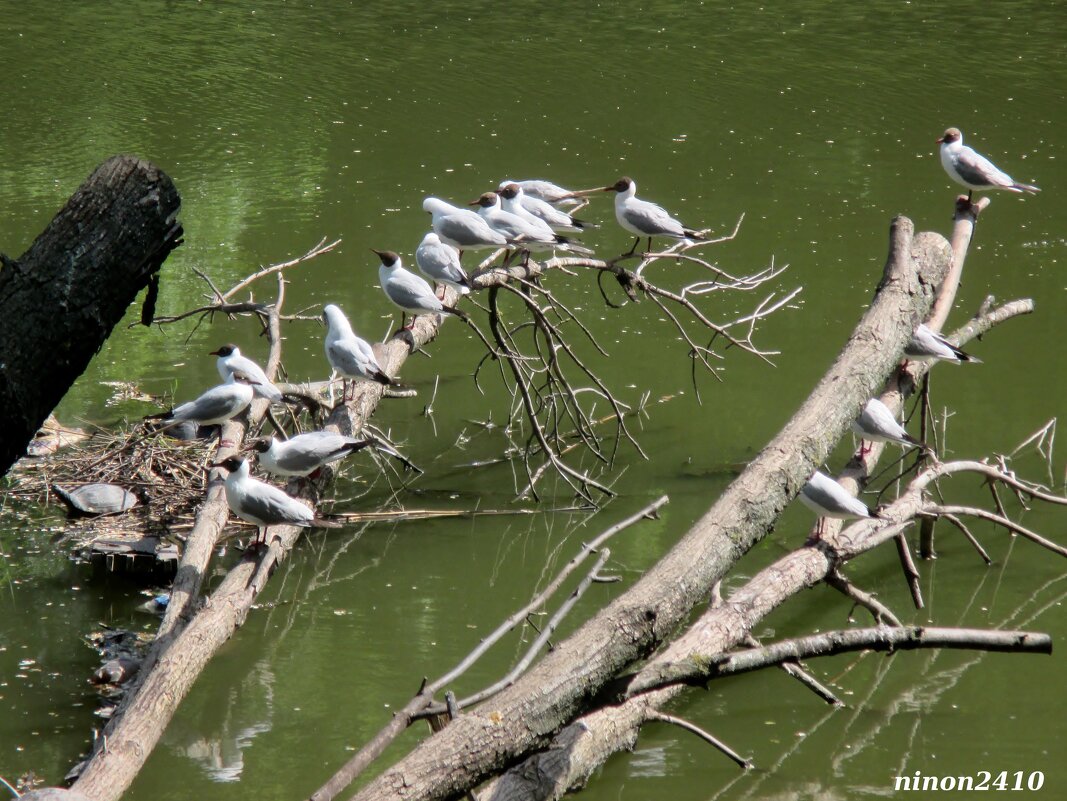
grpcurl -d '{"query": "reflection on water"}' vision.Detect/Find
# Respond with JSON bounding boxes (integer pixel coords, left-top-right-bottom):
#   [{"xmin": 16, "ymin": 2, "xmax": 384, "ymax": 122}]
[{"xmin": 167, "ymin": 662, "xmax": 275, "ymax": 783}]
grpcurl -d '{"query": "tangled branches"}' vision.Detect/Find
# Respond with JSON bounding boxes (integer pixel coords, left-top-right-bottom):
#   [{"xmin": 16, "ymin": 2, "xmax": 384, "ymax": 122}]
[{"xmin": 467, "ymin": 217, "xmax": 800, "ymax": 504}]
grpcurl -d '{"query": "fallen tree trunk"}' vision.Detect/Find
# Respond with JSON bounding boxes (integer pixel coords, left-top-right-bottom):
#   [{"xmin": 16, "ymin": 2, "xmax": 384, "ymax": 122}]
[
  {"xmin": 326, "ymin": 218, "xmax": 949, "ymax": 801},
  {"xmin": 0, "ymin": 155, "xmax": 183, "ymax": 476},
  {"xmin": 68, "ymin": 262, "xmax": 447, "ymax": 801},
  {"xmin": 478, "ymin": 202, "xmax": 1042, "ymax": 801}
]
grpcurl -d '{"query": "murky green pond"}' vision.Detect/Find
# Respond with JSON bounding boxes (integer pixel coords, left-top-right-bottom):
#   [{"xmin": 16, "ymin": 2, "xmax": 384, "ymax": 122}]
[{"xmin": 1, "ymin": 2, "xmax": 1065, "ymax": 799}]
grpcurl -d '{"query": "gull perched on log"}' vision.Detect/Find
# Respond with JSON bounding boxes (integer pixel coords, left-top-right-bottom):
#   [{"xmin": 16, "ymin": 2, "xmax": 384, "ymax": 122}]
[
  {"xmin": 603, "ymin": 176, "xmax": 706, "ymax": 255},
  {"xmin": 423, "ymin": 197, "xmax": 508, "ymax": 253},
  {"xmin": 497, "ymin": 182, "xmax": 595, "ymax": 234},
  {"xmin": 904, "ymin": 324, "xmax": 982, "ymax": 366},
  {"xmin": 415, "ymin": 232, "xmax": 471, "ymax": 297},
  {"xmin": 374, "ymin": 249, "xmax": 469, "ymax": 329},
  {"xmin": 210, "ymin": 343, "xmax": 282, "ymax": 402},
  {"xmin": 852, "ymin": 398, "xmax": 928, "ymax": 456},
  {"xmin": 800, "ymin": 470, "xmax": 879, "ymax": 535},
  {"xmin": 322, "ymin": 303, "xmax": 393, "ymax": 400},
  {"xmin": 147, "ymin": 372, "xmax": 258, "ymax": 445},
  {"xmin": 937, "ymin": 127, "xmax": 1040, "ymax": 202},
  {"xmin": 250, "ymin": 431, "xmax": 420, "ymax": 478},
  {"xmin": 249, "ymin": 432, "xmax": 376, "ymax": 478},
  {"xmin": 211, "ymin": 455, "xmax": 339, "ymax": 545}
]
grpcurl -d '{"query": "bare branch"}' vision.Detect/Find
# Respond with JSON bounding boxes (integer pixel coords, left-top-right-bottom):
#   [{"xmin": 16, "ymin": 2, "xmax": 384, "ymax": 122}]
[
  {"xmin": 825, "ymin": 568, "xmax": 904, "ymax": 626},
  {"xmin": 309, "ymin": 498, "xmax": 667, "ymax": 801},
  {"xmin": 222, "ymin": 237, "xmax": 341, "ymax": 301},
  {"xmin": 647, "ymin": 711, "xmax": 752, "ymax": 770},
  {"xmin": 622, "ymin": 625, "xmax": 1051, "ymax": 697},
  {"xmin": 924, "ymin": 504, "xmax": 1067, "ymax": 558}
]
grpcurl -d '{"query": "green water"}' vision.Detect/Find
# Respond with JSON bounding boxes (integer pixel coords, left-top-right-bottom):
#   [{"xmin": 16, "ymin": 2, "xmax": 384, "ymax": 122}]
[{"xmin": 1, "ymin": 2, "xmax": 1065, "ymax": 799}]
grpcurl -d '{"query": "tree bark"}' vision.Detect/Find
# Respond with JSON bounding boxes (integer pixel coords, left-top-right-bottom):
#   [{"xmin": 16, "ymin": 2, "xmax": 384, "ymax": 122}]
[
  {"xmin": 0, "ymin": 155, "xmax": 183, "ymax": 476},
  {"xmin": 336, "ymin": 219, "xmax": 949, "ymax": 801}
]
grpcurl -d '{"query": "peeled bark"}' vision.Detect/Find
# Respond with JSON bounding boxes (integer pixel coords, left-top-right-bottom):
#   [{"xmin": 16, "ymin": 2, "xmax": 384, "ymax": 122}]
[
  {"xmin": 0, "ymin": 155, "xmax": 183, "ymax": 476},
  {"xmin": 337, "ymin": 218, "xmax": 950, "ymax": 801}
]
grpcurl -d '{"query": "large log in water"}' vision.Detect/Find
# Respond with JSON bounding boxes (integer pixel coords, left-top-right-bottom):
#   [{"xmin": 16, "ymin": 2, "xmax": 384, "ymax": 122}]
[
  {"xmin": 0, "ymin": 155, "xmax": 183, "ymax": 476},
  {"xmin": 336, "ymin": 217, "xmax": 952, "ymax": 801}
]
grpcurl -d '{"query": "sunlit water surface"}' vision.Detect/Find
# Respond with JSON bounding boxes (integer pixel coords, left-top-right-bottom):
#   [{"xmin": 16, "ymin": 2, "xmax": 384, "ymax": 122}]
[{"xmin": 1, "ymin": 2, "xmax": 1065, "ymax": 800}]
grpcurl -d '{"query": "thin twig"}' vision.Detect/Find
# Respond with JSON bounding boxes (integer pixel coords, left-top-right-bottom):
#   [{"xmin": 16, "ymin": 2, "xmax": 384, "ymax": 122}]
[{"xmin": 647, "ymin": 711, "xmax": 752, "ymax": 770}]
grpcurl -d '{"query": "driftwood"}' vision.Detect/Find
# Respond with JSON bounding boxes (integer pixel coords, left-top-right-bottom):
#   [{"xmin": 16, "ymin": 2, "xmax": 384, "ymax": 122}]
[
  {"xmin": 0, "ymin": 155, "xmax": 183, "ymax": 476},
  {"xmin": 24, "ymin": 194, "xmax": 1050, "ymax": 801}
]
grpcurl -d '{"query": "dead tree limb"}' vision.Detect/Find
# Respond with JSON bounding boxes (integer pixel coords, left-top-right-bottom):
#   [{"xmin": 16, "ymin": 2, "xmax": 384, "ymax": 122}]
[
  {"xmin": 309, "ymin": 497, "xmax": 668, "ymax": 801},
  {"xmin": 646, "ymin": 711, "xmax": 753, "ymax": 770},
  {"xmin": 67, "ymin": 249, "xmax": 449, "ymax": 801},
  {"xmin": 466, "ymin": 205, "xmax": 1044, "ymax": 801},
  {"xmin": 484, "ymin": 453, "xmax": 1061, "ymax": 801},
  {"xmin": 501, "ymin": 440, "xmax": 1060, "ymax": 800},
  {"xmin": 318, "ymin": 215, "xmax": 949, "ymax": 801},
  {"xmin": 0, "ymin": 155, "xmax": 183, "ymax": 476},
  {"xmin": 621, "ymin": 625, "xmax": 1052, "ymax": 694},
  {"xmin": 464, "ymin": 220, "xmax": 799, "ymax": 501}
]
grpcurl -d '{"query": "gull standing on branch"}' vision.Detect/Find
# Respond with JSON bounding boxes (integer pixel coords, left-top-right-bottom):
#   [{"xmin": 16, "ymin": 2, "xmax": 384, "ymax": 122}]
[
  {"xmin": 146, "ymin": 372, "xmax": 258, "ymax": 446},
  {"xmin": 497, "ymin": 182, "xmax": 595, "ymax": 234},
  {"xmin": 472, "ymin": 192, "xmax": 592, "ymax": 258},
  {"xmin": 374, "ymin": 249, "xmax": 470, "ymax": 330},
  {"xmin": 904, "ymin": 323, "xmax": 982, "ymax": 366},
  {"xmin": 603, "ymin": 176, "xmax": 706, "ymax": 255},
  {"xmin": 211, "ymin": 455, "xmax": 340, "ymax": 545},
  {"xmin": 800, "ymin": 470, "xmax": 879, "ymax": 535},
  {"xmin": 210, "ymin": 344, "xmax": 282, "ymax": 402},
  {"xmin": 322, "ymin": 303, "xmax": 393, "ymax": 400},
  {"xmin": 249, "ymin": 432, "xmax": 376, "ymax": 479},
  {"xmin": 423, "ymin": 197, "xmax": 508, "ymax": 254},
  {"xmin": 852, "ymin": 398, "xmax": 928, "ymax": 456},
  {"xmin": 937, "ymin": 127, "xmax": 1040, "ymax": 202},
  {"xmin": 415, "ymin": 232, "xmax": 471, "ymax": 297},
  {"xmin": 497, "ymin": 178, "xmax": 598, "ymax": 207}
]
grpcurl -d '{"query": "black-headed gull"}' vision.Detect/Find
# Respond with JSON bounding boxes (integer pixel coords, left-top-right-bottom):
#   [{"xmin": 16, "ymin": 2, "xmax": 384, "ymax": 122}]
[
  {"xmin": 471, "ymin": 192, "xmax": 561, "ymax": 248},
  {"xmin": 423, "ymin": 197, "xmax": 508, "ymax": 252},
  {"xmin": 937, "ymin": 127, "xmax": 1040, "ymax": 201},
  {"xmin": 800, "ymin": 470, "xmax": 879, "ymax": 534},
  {"xmin": 211, "ymin": 455, "xmax": 339, "ymax": 544},
  {"xmin": 497, "ymin": 178, "xmax": 595, "ymax": 207},
  {"xmin": 415, "ymin": 232, "xmax": 471, "ymax": 297},
  {"xmin": 374, "ymin": 250, "xmax": 469, "ymax": 329},
  {"xmin": 603, "ymin": 176, "xmax": 706, "ymax": 255},
  {"xmin": 497, "ymin": 183, "xmax": 594, "ymax": 234},
  {"xmin": 149, "ymin": 372, "xmax": 257, "ymax": 446},
  {"xmin": 323, "ymin": 303, "xmax": 393, "ymax": 400},
  {"xmin": 852, "ymin": 398, "xmax": 928, "ymax": 456},
  {"xmin": 904, "ymin": 324, "xmax": 981, "ymax": 366},
  {"xmin": 250, "ymin": 432, "xmax": 375, "ymax": 478},
  {"xmin": 472, "ymin": 192, "xmax": 593, "ymax": 257},
  {"xmin": 210, "ymin": 343, "xmax": 282, "ymax": 402}
]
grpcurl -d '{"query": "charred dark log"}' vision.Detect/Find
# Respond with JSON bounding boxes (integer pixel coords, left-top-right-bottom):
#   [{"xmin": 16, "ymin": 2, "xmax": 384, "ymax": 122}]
[{"xmin": 0, "ymin": 155, "xmax": 183, "ymax": 476}]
